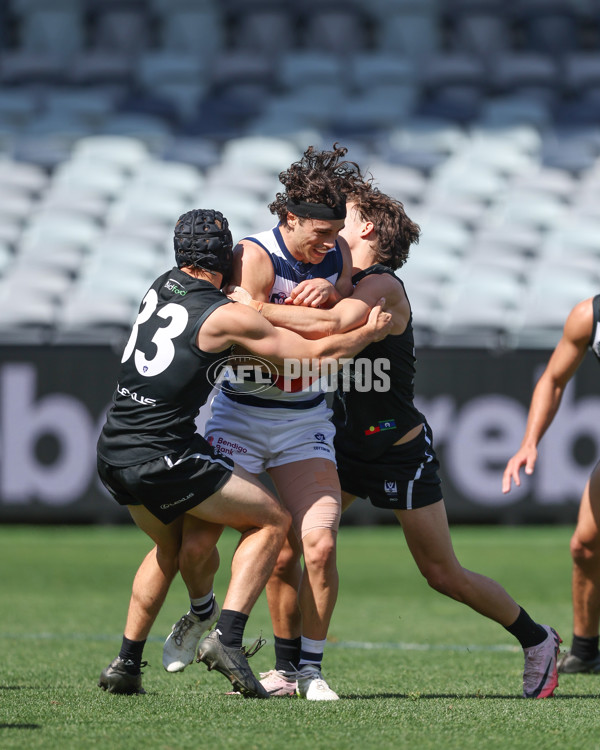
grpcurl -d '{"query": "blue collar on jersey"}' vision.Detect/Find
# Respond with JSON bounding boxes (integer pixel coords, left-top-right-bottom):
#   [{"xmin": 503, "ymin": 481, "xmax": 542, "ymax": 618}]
[{"xmin": 274, "ymin": 223, "xmax": 338, "ymax": 277}]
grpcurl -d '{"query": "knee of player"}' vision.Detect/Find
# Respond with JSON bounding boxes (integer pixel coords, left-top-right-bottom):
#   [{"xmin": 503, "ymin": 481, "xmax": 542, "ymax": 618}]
[
  {"xmin": 302, "ymin": 531, "xmax": 336, "ymax": 570},
  {"xmin": 271, "ymin": 504, "xmax": 292, "ymax": 536},
  {"xmin": 570, "ymin": 531, "xmax": 600, "ymax": 562},
  {"xmin": 154, "ymin": 536, "xmax": 181, "ymax": 564},
  {"xmin": 155, "ymin": 547, "xmax": 180, "ymax": 578},
  {"xmin": 272, "ymin": 547, "xmax": 301, "ymax": 578},
  {"xmin": 422, "ymin": 565, "xmax": 458, "ymax": 598},
  {"xmin": 274, "ymin": 538, "xmax": 300, "ymax": 569}
]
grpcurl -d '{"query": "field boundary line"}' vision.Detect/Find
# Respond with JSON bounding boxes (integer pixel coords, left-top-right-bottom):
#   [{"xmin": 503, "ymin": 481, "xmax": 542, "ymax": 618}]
[{"xmin": 0, "ymin": 632, "xmax": 520, "ymax": 652}]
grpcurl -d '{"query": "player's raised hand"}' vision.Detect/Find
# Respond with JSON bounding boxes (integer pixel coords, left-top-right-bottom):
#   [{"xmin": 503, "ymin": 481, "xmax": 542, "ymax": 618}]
[{"xmin": 502, "ymin": 446, "xmax": 538, "ymax": 494}]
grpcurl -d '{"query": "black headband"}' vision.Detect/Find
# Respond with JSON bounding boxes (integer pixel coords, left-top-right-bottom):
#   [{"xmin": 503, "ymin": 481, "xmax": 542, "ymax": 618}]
[{"xmin": 286, "ymin": 198, "xmax": 346, "ymax": 220}]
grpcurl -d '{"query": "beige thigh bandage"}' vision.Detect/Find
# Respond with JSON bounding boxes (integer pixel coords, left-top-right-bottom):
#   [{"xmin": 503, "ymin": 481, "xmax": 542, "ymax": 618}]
[{"xmin": 269, "ymin": 459, "xmax": 341, "ymax": 539}]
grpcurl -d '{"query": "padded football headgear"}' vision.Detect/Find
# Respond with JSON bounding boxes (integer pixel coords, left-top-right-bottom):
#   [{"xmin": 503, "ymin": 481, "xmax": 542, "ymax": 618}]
[{"xmin": 174, "ymin": 209, "xmax": 233, "ymax": 285}]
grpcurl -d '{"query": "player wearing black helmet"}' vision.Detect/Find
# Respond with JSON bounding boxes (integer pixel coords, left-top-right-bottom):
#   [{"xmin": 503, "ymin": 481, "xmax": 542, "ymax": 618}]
[
  {"xmin": 173, "ymin": 208, "xmax": 234, "ymax": 285},
  {"xmin": 97, "ymin": 207, "xmax": 392, "ymax": 698}
]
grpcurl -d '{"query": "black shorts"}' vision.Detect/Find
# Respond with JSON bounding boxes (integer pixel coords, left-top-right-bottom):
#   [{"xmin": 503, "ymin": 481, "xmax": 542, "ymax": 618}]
[
  {"xmin": 335, "ymin": 423, "xmax": 442, "ymax": 511},
  {"xmin": 97, "ymin": 434, "xmax": 234, "ymax": 525}
]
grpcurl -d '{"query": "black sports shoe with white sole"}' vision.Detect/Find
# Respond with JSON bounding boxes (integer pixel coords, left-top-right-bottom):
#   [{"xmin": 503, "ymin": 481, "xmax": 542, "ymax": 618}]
[
  {"xmin": 196, "ymin": 629, "xmax": 269, "ymax": 699},
  {"xmin": 98, "ymin": 657, "xmax": 147, "ymax": 695},
  {"xmin": 557, "ymin": 649, "xmax": 600, "ymax": 674}
]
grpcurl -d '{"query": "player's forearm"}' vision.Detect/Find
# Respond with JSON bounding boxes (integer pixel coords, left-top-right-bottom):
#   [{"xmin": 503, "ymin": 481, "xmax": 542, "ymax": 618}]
[
  {"xmin": 259, "ymin": 298, "xmax": 369, "ymax": 339},
  {"xmin": 308, "ymin": 323, "xmax": 377, "ymax": 362},
  {"xmin": 322, "ymin": 286, "xmax": 343, "ymax": 308},
  {"xmin": 521, "ymin": 380, "xmax": 564, "ymax": 449},
  {"xmin": 258, "ymin": 302, "xmax": 338, "ymax": 339}
]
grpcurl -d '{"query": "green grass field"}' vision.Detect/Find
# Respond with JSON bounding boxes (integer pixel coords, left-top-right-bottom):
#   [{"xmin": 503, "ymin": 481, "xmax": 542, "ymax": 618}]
[{"xmin": 2, "ymin": 524, "xmax": 599, "ymax": 750}]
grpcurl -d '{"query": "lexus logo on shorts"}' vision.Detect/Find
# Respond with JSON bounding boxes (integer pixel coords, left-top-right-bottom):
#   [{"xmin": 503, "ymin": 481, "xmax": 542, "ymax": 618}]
[{"xmin": 206, "ymin": 355, "xmax": 278, "ymax": 394}]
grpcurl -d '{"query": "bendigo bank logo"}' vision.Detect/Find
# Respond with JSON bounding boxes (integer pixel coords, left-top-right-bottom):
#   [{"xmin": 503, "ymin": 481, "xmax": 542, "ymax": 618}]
[{"xmin": 206, "ymin": 355, "xmax": 279, "ymax": 394}]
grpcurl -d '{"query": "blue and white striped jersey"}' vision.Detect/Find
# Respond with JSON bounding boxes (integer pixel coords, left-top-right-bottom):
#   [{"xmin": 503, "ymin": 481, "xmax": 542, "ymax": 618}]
[
  {"xmin": 247, "ymin": 224, "xmax": 343, "ymax": 304},
  {"xmin": 223, "ymin": 224, "xmax": 345, "ymax": 408}
]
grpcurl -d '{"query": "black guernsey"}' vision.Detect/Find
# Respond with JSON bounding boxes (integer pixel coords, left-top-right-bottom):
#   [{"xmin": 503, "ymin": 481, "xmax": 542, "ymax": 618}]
[
  {"xmin": 332, "ymin": 264, "xmax": 426, "ymax": 461},
  {"xmin": 98, "ymin": 268, "xmax": 232, "ymax": 467}
]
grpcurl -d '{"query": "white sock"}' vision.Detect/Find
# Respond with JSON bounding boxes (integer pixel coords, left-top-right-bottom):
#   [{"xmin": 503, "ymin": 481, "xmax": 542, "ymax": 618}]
[
  {"xmin": 298, "ymin": 636, "xmax": 327, "ymax": 670},
  {"xmin": 190, "ymin": 591, "xmax": 214, "ymax": 618}
]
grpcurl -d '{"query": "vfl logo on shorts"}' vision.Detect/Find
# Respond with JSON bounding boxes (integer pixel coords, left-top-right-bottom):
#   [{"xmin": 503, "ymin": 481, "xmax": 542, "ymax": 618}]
[
  {"xmin": 313, "ymin": 433, "xmax": 330, "ymax": 453},
  {"xmin": 270, "ymin": 291, "xmax": 287, "ymax": 304},
  {"xmin": 384, "ymin": 480, "xmax": 398, "ymax": 496}
]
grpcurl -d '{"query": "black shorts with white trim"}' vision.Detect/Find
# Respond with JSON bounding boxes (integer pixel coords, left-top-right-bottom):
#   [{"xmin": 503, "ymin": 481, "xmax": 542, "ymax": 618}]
[
  {"xmin": 97, "ymin": 434, "xmax": 234, "ymax": 524},
  {"xmin": 335, "ymin": 423, "xmax": 442, "ymax": 511}
]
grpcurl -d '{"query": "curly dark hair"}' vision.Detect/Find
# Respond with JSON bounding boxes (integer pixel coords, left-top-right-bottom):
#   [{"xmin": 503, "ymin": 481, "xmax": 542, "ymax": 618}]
[
  {"xmin": 269, "ymin": 143, "xmax": 367, "ymax": 222},
  {"xmin": 348, "ymin": 185, "xmax": 420, "ymax": 270}
]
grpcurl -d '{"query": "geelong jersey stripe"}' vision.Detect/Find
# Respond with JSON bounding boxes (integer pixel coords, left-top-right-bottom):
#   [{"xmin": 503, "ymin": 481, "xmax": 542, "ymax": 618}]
[
  {"xmin": 244, "ymin": 225, "xmax": 343, "ymax": 305},
  {"xmin": 229, "ymin": 224, "xmax": 344, "ymax": 407}
]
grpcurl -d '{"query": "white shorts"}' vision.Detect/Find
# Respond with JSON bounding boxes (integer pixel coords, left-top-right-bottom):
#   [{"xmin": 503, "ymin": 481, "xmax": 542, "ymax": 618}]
[{"xmin": 204, "ymin": 392, "xmax": 336, "ymax": 475}]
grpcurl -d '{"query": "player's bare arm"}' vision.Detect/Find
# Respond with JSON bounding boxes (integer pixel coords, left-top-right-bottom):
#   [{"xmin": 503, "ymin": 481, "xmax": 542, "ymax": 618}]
[
  {"xmin": 333, "ymin": 240, "xmax": 354, "ymax": 300},
  {"xmin": 196, "ymin": 298, "xmax": 392, "ymax": 365},
  {"xmin": 502, "ymin": 297, "xmax": 594, "ymax": 493},
  {"xmin": 351, "ymin": 274, "xmax": 409, "ymax": 335},
  {"xmin": 227, "ymin": 239, "xmax": 277, "ymax": 363},
  {"xmin": 238, "ymin": 271, "xmax": 408, "ymax": 340},
  {"xmin": 232, "ymin": 240, "xmax": 275, "ymax": 301}
]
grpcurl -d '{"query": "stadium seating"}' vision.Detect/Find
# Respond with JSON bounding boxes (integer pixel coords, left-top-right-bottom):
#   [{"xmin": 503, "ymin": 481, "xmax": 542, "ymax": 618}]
[
  {"xmin": 159, "ymin": 10, "xmax": 224, "ymax": 59},
  {"xmin": 376, "ymin": 1, "xmax": 440, "ymax": 61},
  {"xmin": 0, "ymin": 0, "xmax": 600, "ymax": 347},
  {"xmin": 445, "ymin": 4, "xmax": 512, "ymax": 64},
  {"xmin": 18, "ymin": 9, "xmax": 85, "ymax": 59},
  {"xmin": 88, "ymin": 7, "xmax": 154, "ymax": 56},
  {"xmin": 299, "ymin": 4, "xmax": 372, "ymax": 55},
  {"xmin": 228, "ymin": 3, "xmax": 297, "ymax": 59}
]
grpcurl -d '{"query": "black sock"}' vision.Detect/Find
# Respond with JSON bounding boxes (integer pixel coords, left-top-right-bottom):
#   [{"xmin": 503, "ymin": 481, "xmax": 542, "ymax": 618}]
[
  {"xmin": 504, "ymin": 607, "xmax": 547, "ymax": 648},
  {"xmin": 571, "ymin": 634, "xmax": 599, "ymax": 661},
  {"xmin": 215, "ymin": 609, "xmax": 248, "ymax": 649},
  {"xmin": 118, "ymin": 636, "xmax": 146, "ymax": 672},
  {"xmin": 274, "ymin": 635, "xmax": 301, "ymax": 672}
]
